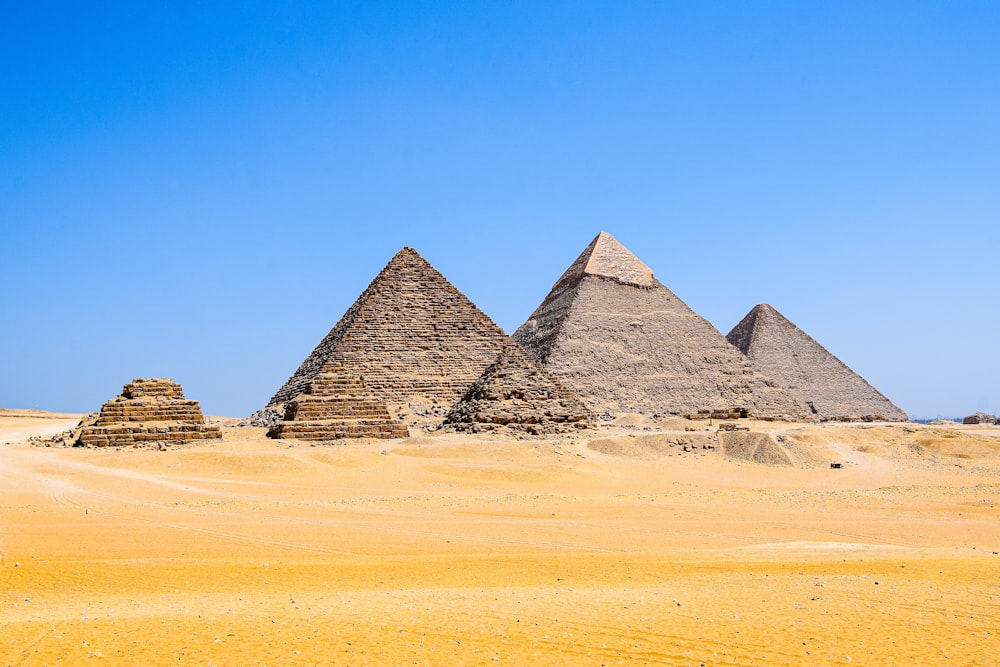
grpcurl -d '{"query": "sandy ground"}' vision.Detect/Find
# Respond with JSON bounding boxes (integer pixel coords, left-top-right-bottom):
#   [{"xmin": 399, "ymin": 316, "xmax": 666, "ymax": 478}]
[
  {"xmin": 0, "ymin": 411, "xmax": 82, "ymax": 446},
  {"xmin": 2, "ymin": 414, "xmax": 999, "ymax": 666}
]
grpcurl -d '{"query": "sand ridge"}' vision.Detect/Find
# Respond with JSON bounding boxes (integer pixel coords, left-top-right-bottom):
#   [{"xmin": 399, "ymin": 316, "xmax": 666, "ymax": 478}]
[{"xmin": 2, "ymin": 414, "xmax": 999, "ymax": 665}]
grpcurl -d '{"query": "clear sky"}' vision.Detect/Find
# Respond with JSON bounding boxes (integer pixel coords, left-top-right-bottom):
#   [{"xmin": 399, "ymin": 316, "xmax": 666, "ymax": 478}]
[{"xmin": 2, "ymin": 2, "xmax": 997, "ymax": 419}]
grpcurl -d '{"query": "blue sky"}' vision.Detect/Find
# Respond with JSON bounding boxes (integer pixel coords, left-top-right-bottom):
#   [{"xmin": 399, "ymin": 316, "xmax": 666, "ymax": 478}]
[{"xmin": 2, "ymin": 2, "xmax": 997, "ymax": 419}]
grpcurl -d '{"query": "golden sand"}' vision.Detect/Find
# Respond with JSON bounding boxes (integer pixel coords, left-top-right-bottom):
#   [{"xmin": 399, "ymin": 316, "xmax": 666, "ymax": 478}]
[{"xmin": 2, "ymin": 416, "xmax": 999, "ymax": 665}]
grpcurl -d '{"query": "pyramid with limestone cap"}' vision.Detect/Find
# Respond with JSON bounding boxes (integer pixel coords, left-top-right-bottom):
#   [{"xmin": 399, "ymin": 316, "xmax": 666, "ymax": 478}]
[
  {"xmin": 726, "ymin": 304, "xmax": 907, "ymax": 422},
  {"xmin": 553, "ymin": 231, "xmax": 655, "ymax": 289},
  {"xmin": 265, "ymin": 247, "xmax": 510, "ymax": 435},
  {"xmin": 513, "ymin": 233, "xmax": 809, "ymax": 419}
]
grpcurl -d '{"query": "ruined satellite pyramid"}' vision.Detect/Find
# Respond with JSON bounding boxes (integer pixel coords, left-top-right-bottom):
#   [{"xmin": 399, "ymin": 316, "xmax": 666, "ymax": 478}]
[
  {"xmin": 77, "ymin": 378, "xmax": 222, "ymax": 447},
  {"xmin": 726, "ymin": 304, "xmax": 907, "ymax": 422},
  {"xmin": 513, "ymin": 232, "xmax": 809, "ymax": 419},
  {"xmin": 266, "ymin": 353, "xmax": 410, "ymax": 440},
  {"xmin": 266, "ymin": 247, "xmax": 510, "ymax": 436},
  {"xmin": 443, "ymin": 340, "xmax": 593, "ymax": 434}
]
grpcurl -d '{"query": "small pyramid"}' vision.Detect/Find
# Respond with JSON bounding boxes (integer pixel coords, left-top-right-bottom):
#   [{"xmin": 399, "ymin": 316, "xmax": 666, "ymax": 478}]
[
  {"xmin": 268, "ymin": 355, "xmax": 409, "ymax": 440},
  {"xmin": 265, "ymin": 247, "xmax": 510, "ymax": 434},
  {"xmin": 727, "ymin": 304, "xmax": 907, "ymax": 422},
  {"xmin": 514, "ymin": 233, "xmax": 808, "ymax": 419},
  {"xmin": 443, "ymin": 340, "xmax": 593, "ymax": 434},
  {"xmin": 77, "ymin": 378, "xmax": 222, "ymax": 447}
]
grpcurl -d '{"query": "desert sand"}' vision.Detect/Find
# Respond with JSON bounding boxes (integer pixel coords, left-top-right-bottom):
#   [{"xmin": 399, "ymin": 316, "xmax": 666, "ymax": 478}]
[{"xmin": 2, "ymin": 414, "xmax": 999, "ymax": 666}]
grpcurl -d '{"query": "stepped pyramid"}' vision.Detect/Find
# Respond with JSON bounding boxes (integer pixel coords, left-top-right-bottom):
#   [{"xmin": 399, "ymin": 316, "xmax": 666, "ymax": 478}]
[
  {"xmin": 77, "ymin": 378, "xmax": 222, "ymax": 447},
  {"xmin": 513, "ymin": 232, "xmax": 809, "ymax": 419},
  {"xmin": 266, "ymin": 247, "xmax": 510, "ymax": 436},
  {"xmin": 267, "ymin": 354, "xmax": 410, "ymax": 440},
  {"xmin": 726, "ymin": 304, "xmax": 907, "ymax": 422},
  {"xmin": 443, "ymin": 340, "xmax": 593, "ymax": 434}
]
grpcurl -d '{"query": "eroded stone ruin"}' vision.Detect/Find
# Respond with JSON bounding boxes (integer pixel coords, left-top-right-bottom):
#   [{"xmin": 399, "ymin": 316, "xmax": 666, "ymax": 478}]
[
  {"xmin": 726, "ymin": 304, "xmax": 907, "ymax": 422},
  {"xmin": 963, "ymin": 413, "xmax": 997, "ymax": 425},
  {"xmin": 266, "ymin": 354, "xmax": 410, "ymax": 440},
  {"xmin": 77, "ymin": 378, "xmax": 221, "ymax": 447},
  {"xmin": 513, "ymin": 232, "xmax": 809, "ymax": 419},
  {"xmin": 443, "ymin": 340, "xmax": 593, "ymax": 434}
]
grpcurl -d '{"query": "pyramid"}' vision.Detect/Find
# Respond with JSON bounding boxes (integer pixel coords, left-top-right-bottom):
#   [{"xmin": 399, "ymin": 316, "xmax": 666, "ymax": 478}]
[
  {"xmin": 77, "ymin": 378, "xmax": 222, "ymax": 447},
  {"xmin": 267, "ymin": 355, "xmax": 410, "ymax": 440},
  {"xmin": 266, "ymin": 247, "xmax": 510, "ymax": 435},
  {"xmin": 512, "ymin": 232, "xmax": 809, "ymax": 419},
  {"xmin": 443, "ymin": 340, "xmax": 593, "ymax": 434},
  {"xmin": 726, "ymin": 304, "xmax": 907, "ymax": 422}
]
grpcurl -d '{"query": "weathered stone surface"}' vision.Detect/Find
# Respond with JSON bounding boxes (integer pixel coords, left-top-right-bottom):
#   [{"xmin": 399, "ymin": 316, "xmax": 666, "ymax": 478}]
[
  {"xmin": 268, "ymin": 356, "xmax": 409, "ymax": 441},
  {"xmin": 553, "ymin": 231, "xmax": 655, "ymax": 288},
  {"xmin": 963, "ymin": 412, "xmax": 998, "ymax": 425},
  {"xmin": 727, "ymin": 304, "xmax": 907, "ymax": 422},
  {"xmin": 77, "ymin": 378, "xmax": 221, "ymax": 447},
  {"xmin": 239, "ymin": 407, "xmax": 283, "ymax": 429},
  {"xmin": 513, "ymin": 232, "xmax": 809, "ymax": 420},
  {"xmin": 265, "ymin": 247, "xmax": 510, "ymax": 431},
  {"xmin": 29, "ymin": 413, "xmax": 98, "ymax": 448},
  {"xmin": 684, "ymin": 408, "xmax": 749, "ymax": 420},
  {"xmin": 121, "ymin": 378, "xmax": 185, "ymax": 399},
  {"xmin": 443, "ymin": 340, "xmax": 593, "ymax": 434},
  {"xmin": 718, "ymin": 431, "xmax": 794, "ymax": 466}
]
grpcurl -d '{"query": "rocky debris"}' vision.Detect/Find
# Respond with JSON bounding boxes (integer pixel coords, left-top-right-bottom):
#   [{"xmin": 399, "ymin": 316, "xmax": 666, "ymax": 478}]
[
  {"xmin": 513, "ymin": 232, "xmax": 808, "ymax": 420},
  {"xmin": 265, "ymin": 247, "xmax": 509, "ymax": 431},
  {"xmin": 823, "ymin": 415, "xmax": 899, "ymax": 423},
  {"xmin": 239, "ymin": 407, "xmax": 283, "ymax": 429},
  {"xmin": 963, "ymin": 413, "xmax": 998, "ymax": 425},
  {"xmin": 28, "ymin": 413, "xmax": 98, "ymax": 447},
  {"xmin": 267, "ymin": 358, "xmax": 409, "ymax": 441},
  {"xmin": 76, "ymin": 378, "xmax": 221, "ymax": 447},
  {"xmin": 587, "ymin": 433, "xmax": 718, "ymax": 458},
  {"xmin": 585, "ymin": 429, "xmax": 816, "ymax": 468},
  {"xmin": 443, "ymin": 340, "xmax": 593, "ymax": 435},
  {"xmin": 684, "ymin": 408, "xmax": 749, "ymax": 420},
  {"xmin": 717, "ymin": 422, "xmax": 750, "ymax": 432},
  {"xmin": 717, "ymin": 431, "xmax": 793, "ymax": 466},
  {"xmin": 727, "ymin": 304, "xmax": 907, "ymax": 422}
]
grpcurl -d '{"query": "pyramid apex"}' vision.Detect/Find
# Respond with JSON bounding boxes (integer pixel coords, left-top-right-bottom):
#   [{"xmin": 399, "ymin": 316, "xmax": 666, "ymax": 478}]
[
  {"xmin": 386, "ymin": 246, "xmax": 432, "ymax": 268},
  {"xmin": 554, "ymin": 231, "xmax": 654, "ymax": 289},
  {"xmin": 745, "ymin": 303, "xmax": 779, "ymax": 320},
  {"xmin": 728, "ymin": 304, "xmax": 785, "ymax": 355}
]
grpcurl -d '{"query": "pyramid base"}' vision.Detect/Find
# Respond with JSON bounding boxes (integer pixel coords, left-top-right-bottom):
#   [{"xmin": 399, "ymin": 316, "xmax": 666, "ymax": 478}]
[
  {"xmin": 445, "ymin": 416, "xmax": 591, "ymax": 436},
  {"xmin": 77, "ymin": 421, "xmax": 222, "ymax": 448},
  {"xmin": 267, "ymin": 419, "xmax": 409, "ymax": 441}
]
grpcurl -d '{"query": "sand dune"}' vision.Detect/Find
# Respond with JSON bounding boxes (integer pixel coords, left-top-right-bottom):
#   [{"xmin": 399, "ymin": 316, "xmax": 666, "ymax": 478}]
[{"xmin": 2, "ymin": 414, "xmax": 999, "ymax": 665}]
